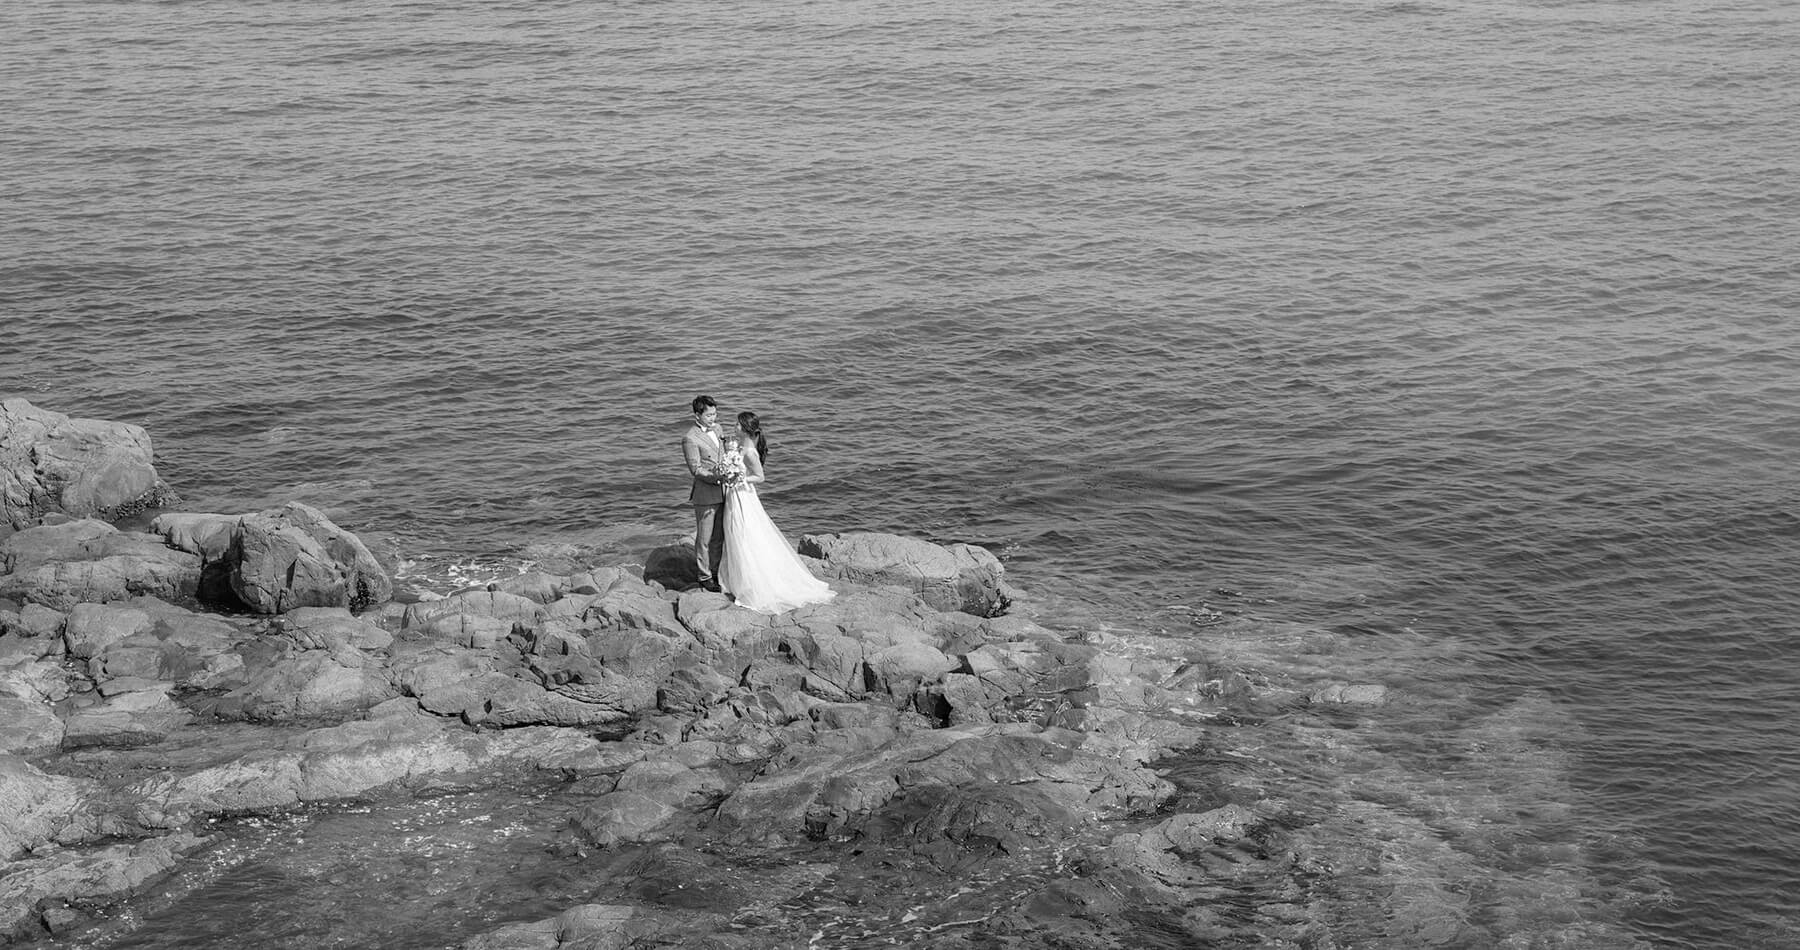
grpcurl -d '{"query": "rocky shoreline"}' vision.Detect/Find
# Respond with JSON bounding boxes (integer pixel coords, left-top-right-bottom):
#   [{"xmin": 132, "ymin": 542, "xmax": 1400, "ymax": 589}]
[{"xmin": 1, "ymin": 399, "xmax": 1650, "ymax": 948}]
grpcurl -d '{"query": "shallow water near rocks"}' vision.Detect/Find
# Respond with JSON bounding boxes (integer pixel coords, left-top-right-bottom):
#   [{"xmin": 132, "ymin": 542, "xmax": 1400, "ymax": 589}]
[{"xmin": 60, "ymin": 783, "xmax": 591, "ymax": 950}]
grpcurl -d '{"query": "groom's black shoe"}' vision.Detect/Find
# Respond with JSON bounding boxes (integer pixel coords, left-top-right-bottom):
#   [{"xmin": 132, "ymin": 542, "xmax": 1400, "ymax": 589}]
[{"xmin": 700, "ymin": 579, "xmax": 722, "ymax": 593}]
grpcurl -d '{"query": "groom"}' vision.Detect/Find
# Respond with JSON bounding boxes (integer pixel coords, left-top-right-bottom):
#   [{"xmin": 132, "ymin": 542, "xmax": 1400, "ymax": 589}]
[{"xmin": 681, "ymin": 394, "xmax": 728, "ymax": 592}]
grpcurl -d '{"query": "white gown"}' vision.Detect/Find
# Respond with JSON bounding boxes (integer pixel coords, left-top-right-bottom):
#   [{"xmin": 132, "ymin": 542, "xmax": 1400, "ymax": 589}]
[{"xmin": 718, "ymin": 446, "xmax": 836, "ymax": 613}]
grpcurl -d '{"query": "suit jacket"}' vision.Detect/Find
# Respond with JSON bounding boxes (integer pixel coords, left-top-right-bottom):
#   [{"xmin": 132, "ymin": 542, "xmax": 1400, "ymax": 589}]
[{"xmin": 683, "ymin": 425, "xmax": 726, "ymax": 506}]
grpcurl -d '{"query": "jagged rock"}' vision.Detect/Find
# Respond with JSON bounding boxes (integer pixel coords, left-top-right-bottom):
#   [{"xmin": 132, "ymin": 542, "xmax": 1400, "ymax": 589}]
[
  {"xmin": 939, "ymin": 671, "xmax": 1002, "ymax": 725},
  {"xmin": 0, "ymin": 520, "xmax": 200, "ymax": 610},
  {"xmin": 389, "ymin": 644, "xmax": 500, "ymax": 697},
  {"xmin": 0, "ymin": 755, "xmax": 97, "ymax": 860},
  {"xmin": 206, "ymin": 647, "xmax": 398, "ymax": 721},
  {"xmin": 572, "ymin": 790, "xmax": 682, "ymax": 847},
  {"xmin": 62, "ymin": 602, "xmax": 154, "ymax": 659},
  {"xmin": 864, "ymin": 640, "xmax": 957, "ymax": 701},
  {"xmin": 78, "ymin": 599, "xmax": 243, "ymax": 690},
  {"xmin": 416, "ymin": 671, "xmax": 632, "ymax": 726},
  {"xmin": 742, "ymin": 658, "xmax": 805, "ymax": 693},
  {"xmin": 586, "ymin": 623, "xmax": 693, "ymax": 677},
  {"xmin": 822, "ymin": 588, "xmax": 946, "ymax": 645},
  {"xmin": 680, "ymin": 600, "xmax": 773, "ymax": 654},
  {"xmin": 0, "ymin": 696, "xmax": 63, "ymax": 755},
  {"xmin": 146, "ymin": 511, "xmax": 240, "ymax": 604},
  {"xmin": 655, "ymin": 657, "xmax": 734, "ymax": 714},
  {"xmin": 0, "ymin": 658, "xmax": 72, "ymax": 704},
  {"xmin": 0, "ymin": 399, "xmax": 172, "ymax": 530},
  {"xmin": 486, "ymin": 570, "xmax": 564, "ymax": 604},
  {"xmin": 616, "ymin": 757, "xmax": 734, "ymax": 804},
  {"xmin": 543, "ymin": 661, "xmax": 661, "ymax": 716},
  {"xmin": 0, "ymin": 610, "xmax": 65, "ymax": 658},
  {"xmin": 275, "ymin": 606, "xmax": 393, "ymax": 652},
  {"xmin": 61, "ymin": 683, "xmax": 192, "ymax": 748},
  {"xmin": 980, "ymin": 614, "xmax": 1064, "ymax": 643},
  {"xmin": 673, "ymin": 588, "xmax": 733, "ymax": 628},
  {"xmin": 798, "ymin": 531, "xmax": 1008, "ymax": 617},
  {"xmin": 1106, "ymin": 804, "xmax": 1264, "ymax": 879},
  {"xmin": 402, "ymin": 590, "xmax": 540, "ymax": 642},
  {"xmin": 780, "ymin": 629, "xmax": 866, "ymax": 697},
  {"xmin": 3, "ymin": 603, "xmax": 66, "ymax": 640},
  {"xmin": 540, "ymin": 593, "xmax": 601, "ymax": 621},
  {"xmin": 228, "ymin": 503, "xmax": 393, "ymax": 613},
  {"xmin": 0, "ymin": 832, "xmax": 208, "ymax": 943},
  {"xmin": 584, "ymin": 582, "xmax": 688, "ymax": 640},
  {"xmin": 562, "ymin": 567, "xmax": 631, "ymax": 597}
]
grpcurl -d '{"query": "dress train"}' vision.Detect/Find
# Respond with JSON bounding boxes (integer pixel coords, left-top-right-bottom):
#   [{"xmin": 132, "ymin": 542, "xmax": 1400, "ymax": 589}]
[{"xmin": 718, "ymin": 483, "xmax": 835, "ymax": 613}]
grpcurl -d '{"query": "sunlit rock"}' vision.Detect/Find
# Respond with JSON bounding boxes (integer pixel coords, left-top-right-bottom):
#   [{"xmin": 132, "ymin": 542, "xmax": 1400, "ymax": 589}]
[
  {"xmin": 1, "ymin": 602, "xmax": 66, "ymax": 642},
  {"xmin": 653, "ymin": 657, "xmax": 734, "ymax": 715},
  {"xmin": 417, "ymin": 671, "xmax": 635, "ymax": 727},
  {"xmin": 0, "ymin": 696, "xmax": 62, "ymax": 755},
  {"xmin": 0, "ymin": 399, "xmax": 172, "ymax": 530},
  {"xmin": 582, "ymin": 581, "xmax": 687, "ymax": 640},
  {"xmin": 206, "ymin": 647, "xmax": 398, "ymax": 722},
  {"xmin": 572, "ymin": 790, "xmax": 681, "ymax": 848},
  {"xmin": 388, "ymin": 643, "xmax": 501, "ymax": 697},
  {"xmin": 780, "ymin": 628, "xmax": 866, "ymax": 697},
  {"xmin": 146, "ymin": 511, "xmax": 239, "ymax": 604},
  {"xmin": 472, "ymin": 570, "xmax": 561, "ymax": 604},
  {"xmin": 229, "ymin": 502, "xmax": 393, "ymax": 613},
  {"xmin": 864, "ymin": 640, "xmax": 957, "ymax": 702},
  {"xmin": 76, "ymin": 599, "xmax": 243, "ymax": 690},
  {"xmin": 799, "ymin": 531, "xmax": 1009, "ymax": 617},
  {"xmin": 0, "ymin": 754, "xmax": 96, "ymax": 861},
  {"xmin": 401, "ymin": 589, "xmax": 539, "ymax": 645},
  {"xmin": 0, "ymin": 658, "xmax": 72, "ymax": 704},
  {"xmin": 61, "ymin": 682, "xmax": 192, "ymax": 749},
  {"xmin": 0, "ymin": 520, "xmax": 200, "ymax": 610},
  {"xmin": 275, "ymin": 606, "xmax": 393, "ymax": 652},
  {"xmin": 62, "ymin": 603, "xmax": 154, "ymax": 659}
]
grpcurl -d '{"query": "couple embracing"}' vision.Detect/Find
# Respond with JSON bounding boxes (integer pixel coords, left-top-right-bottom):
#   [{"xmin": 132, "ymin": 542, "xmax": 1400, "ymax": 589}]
[{"xmin": 682, "ymin": 394, "xmax": 836, "ymax": 613}]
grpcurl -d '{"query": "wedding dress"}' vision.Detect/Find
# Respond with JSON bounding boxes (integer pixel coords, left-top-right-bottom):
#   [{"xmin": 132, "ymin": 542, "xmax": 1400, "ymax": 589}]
[{"xmin": 718, "ymin": 446, "xmax": 836, "ymax": 613}]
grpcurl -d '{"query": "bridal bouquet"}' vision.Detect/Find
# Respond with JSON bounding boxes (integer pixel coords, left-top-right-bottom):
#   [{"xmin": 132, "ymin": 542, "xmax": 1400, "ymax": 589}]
[{"xmin": 714, "ymin": 441, "xmax": 747, "ymax": 487}]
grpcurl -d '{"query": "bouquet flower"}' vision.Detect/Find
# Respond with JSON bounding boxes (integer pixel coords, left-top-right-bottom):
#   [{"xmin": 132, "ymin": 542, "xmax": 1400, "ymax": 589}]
[{"xmin": 714, "ymin": 439, "xmax": 747, "ymax": 487}]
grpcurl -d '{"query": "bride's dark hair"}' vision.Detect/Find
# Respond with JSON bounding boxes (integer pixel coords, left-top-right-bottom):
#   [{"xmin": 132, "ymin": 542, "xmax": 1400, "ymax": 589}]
[{"xmin": 736, "ymin": 411, "xmax": 768, "ymax": 462}]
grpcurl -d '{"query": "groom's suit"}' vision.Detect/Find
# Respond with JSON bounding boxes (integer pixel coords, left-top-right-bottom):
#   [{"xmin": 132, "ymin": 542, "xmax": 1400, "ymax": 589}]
[{"xmin": 683, "ymin": 425, "xmax": 727, "ymax": 584}]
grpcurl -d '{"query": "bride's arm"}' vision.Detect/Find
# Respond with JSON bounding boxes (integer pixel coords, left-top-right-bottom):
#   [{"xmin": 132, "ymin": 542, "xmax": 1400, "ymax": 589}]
[{"xmin": 742, "ymin": 446, "xmax": 766, "ymax": 485}]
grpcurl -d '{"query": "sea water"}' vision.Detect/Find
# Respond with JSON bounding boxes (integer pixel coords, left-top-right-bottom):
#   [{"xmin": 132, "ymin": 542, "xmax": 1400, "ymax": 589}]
[{"xmin": 3, "ymin": 0, "xmax": 1798, "ymax": 946}]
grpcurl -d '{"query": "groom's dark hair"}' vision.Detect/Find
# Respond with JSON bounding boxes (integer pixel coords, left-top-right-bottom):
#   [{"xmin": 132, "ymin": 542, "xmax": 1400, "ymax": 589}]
[{"xmin": 691, "ymin": 395, "xmax": 716, "ymax": 415}]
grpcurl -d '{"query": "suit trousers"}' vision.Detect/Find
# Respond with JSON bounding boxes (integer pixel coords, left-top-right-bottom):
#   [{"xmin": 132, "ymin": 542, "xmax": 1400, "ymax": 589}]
[{"xmin": 694, "ymin": 502, "xmax": 726, "ymax": 581}]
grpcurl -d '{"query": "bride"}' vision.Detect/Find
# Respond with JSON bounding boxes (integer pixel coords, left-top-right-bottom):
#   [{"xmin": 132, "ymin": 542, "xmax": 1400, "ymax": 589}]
[{"xmin": 717, "ymin": 410, "xmax": 837, "ymax": 613}]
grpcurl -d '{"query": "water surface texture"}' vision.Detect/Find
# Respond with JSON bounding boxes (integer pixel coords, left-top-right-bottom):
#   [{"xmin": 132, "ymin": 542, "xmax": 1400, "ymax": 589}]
[{"xmin": 4, "ymin": 0, "xmax": 1799, "ymax": 947}]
